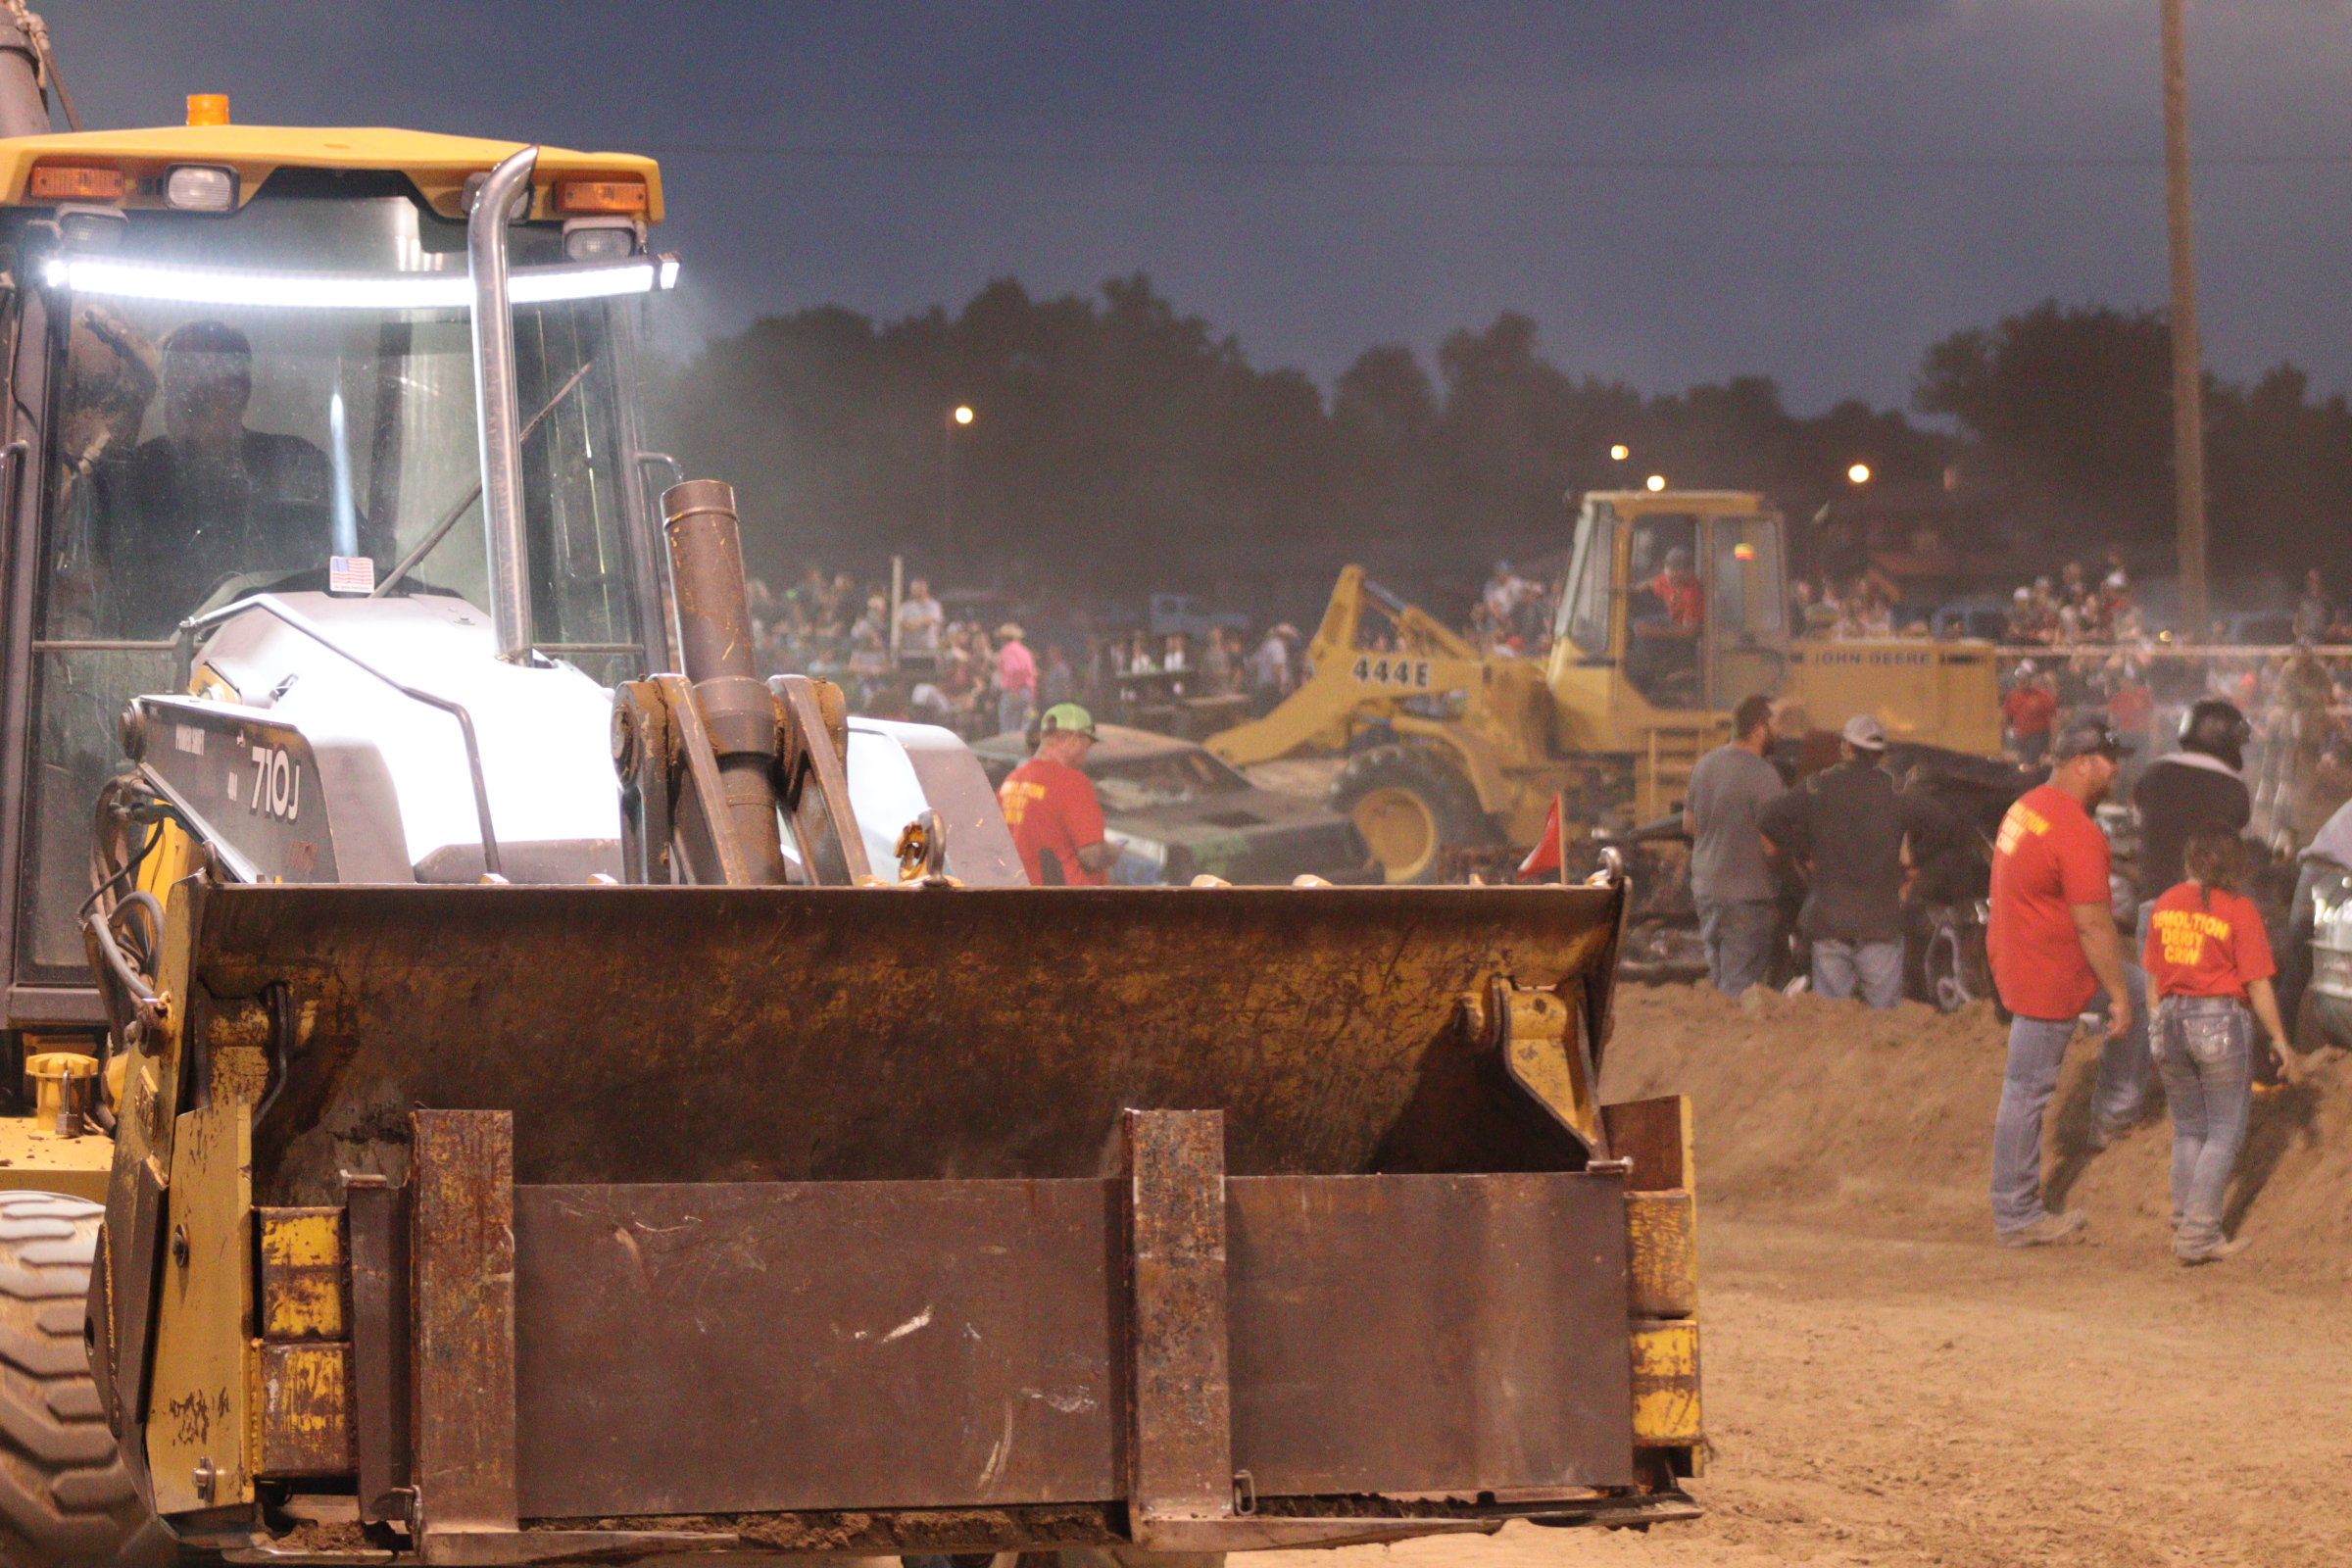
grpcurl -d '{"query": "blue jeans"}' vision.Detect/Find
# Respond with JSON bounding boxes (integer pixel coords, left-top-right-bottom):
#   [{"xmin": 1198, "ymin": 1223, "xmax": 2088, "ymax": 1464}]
[
  {"xmin": 2152, "ymin": 996, "xmax": 2253, "ymax": 1256},
  {"xmin": 1812, "ymin": 938, "xmax": 1903, "ymax": 1009},
  {"xmin": 1696, "ymin": 897, "xmax": 1777, "ymax": 997},
  {"xmin": 1990, "ymin": 963, "xmax": 2155, "ymax": 1234}
]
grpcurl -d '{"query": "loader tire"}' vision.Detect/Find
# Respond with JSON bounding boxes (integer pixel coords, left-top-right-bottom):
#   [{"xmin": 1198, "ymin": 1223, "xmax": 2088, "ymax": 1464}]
[
  {"xmin": 1329, "ymin": 744, "xmax": 1490, "ymax": 884},
  {"xmin": 0, "ymin": 1192, "xmax": 168, "ymax": 1568}
]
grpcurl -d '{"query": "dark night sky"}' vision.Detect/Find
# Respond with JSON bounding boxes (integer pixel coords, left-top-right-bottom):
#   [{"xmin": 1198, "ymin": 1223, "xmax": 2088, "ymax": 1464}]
[{"xmin": 38, "ymin": 1, "xmax": 2352, "ymax": 410}]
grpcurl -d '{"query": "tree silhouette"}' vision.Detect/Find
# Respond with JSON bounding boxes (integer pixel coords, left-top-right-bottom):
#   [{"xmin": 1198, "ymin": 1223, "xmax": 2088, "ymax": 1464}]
[
  {"xmin": 653, "ymin": 278, "xmax": 2352, "ymax": 615},
  {"xmin": 1915, "ymin": 299, "xmax": 2352, "ymax": 581}
]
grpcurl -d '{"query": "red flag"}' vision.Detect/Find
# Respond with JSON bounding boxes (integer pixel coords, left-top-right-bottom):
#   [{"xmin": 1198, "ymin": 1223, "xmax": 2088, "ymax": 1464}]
[{"xmin": 1516, "ymin": 795, "xmax": 1565, "ymax": 881}]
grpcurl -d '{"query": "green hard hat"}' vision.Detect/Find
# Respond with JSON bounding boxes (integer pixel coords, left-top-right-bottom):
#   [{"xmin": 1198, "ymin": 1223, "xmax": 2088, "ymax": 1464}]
[{"xmin": 1041, "ymin": 703, "xmax": 1098, "ymax": 740}]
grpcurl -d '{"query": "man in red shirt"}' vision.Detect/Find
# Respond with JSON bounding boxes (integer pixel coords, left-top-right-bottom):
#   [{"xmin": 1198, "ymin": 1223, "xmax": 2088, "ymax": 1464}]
[
  {"xmin": 998, "ymin": 704, "xmax": 1118, "ymax": 887},
  {"xmin": 1650, "ymin": 546, "xmax": 1704, "ymax": 628},
  {"xmin": 1985, "ymin": 714, "xmax": 2153, "ymax": 1247},
  {"xmin": 1627, "ymin": 546, "xmax": 1704, "ymax": 702},
  {"xmin": 2001, "ymin": 668, "xmax": 2057, "ymax": 765}
]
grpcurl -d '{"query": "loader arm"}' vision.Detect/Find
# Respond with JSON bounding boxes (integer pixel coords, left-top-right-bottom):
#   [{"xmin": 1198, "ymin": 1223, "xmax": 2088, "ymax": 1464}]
[{"xmin": 1207, "ymin": 565, "xmax": 1496, "ymax": 767}]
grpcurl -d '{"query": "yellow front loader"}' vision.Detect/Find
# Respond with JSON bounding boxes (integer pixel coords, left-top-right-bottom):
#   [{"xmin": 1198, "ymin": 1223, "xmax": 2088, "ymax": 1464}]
[
  {"xmin": 0, "ymin": 64, "xmax": 1707, "ymax": 1568},
  {"xmin": 1210, "ymin": 491, "xmax": 2005, "ymax": 881}
]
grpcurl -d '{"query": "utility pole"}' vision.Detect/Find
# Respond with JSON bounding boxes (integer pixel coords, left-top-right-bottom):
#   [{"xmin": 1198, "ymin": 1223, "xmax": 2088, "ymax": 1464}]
[{"xmin": 2162, "ymin": 0, "xmax": 2207, "ymax": 635}]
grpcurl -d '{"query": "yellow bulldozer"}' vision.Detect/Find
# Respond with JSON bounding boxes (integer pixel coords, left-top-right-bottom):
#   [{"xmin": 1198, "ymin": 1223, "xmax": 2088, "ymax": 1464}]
[
  {"xmin": 1210, "ymin": 490, "xmax": 2005, "ymax": 882},
  {"xmin": 0, "ymin": 31, "xmax": 1704, "ymax": 1568}
]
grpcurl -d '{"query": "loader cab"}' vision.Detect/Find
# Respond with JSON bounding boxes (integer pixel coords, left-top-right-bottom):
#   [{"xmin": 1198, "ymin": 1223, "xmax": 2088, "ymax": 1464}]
[
  {"xmin": 1555, "ymin": 490, "xmax": 1790, "ymax": 727},
  {"xmin": 0, "ymin": 126, "xmax": 677, "ymax": 1038}
]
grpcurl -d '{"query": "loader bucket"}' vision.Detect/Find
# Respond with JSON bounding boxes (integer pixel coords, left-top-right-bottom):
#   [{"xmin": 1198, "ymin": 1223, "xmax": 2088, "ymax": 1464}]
[
  {"xmin": 121, "ymin": 877, "xmax": 1704, "ymax": 1547},
  {"xmin": 172, "ymin": 880, "xmax": 1626, "ymax": 1200}
]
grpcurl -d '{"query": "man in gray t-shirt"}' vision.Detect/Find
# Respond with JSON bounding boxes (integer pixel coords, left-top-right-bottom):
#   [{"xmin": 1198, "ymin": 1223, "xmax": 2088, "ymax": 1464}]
[{"xmin": 1683, "ymin": 694, "xmax": 1787, "ymax": 996}]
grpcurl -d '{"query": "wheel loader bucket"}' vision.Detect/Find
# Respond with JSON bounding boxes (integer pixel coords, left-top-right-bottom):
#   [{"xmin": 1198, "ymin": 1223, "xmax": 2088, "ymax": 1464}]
[
  {"xmin": 179, "ymin": 879, "xmax": 1627, "ymax": 1191},
  {"xmin": 112, "ymin": 877, "xmax": 1708, "ymax": 1555}
]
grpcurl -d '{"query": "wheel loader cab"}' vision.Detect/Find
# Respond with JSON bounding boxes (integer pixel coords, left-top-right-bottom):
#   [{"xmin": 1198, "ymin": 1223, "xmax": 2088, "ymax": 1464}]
[
  {"xmin": 0, "ymin": 131, "xmax": 674, "ymax": 1032},
  {"xmin": 1554, "ymin": 491, "xmax": 1791, "ymax": 730},
  {"xmin": 1554, "ymin": 490, "xmax": 2006, "ymax": 820}
]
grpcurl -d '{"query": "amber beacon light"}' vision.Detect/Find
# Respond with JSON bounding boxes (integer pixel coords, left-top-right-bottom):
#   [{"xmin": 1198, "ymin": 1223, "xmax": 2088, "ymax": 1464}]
[{"xmin": 186, "ymin": 93, "xmax": 230, "ymax": 126}]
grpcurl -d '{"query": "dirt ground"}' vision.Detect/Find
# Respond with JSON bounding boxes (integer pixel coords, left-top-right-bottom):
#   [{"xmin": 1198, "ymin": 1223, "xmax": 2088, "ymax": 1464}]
[{"xmin": 1266, "ymin": 984, "xmax": 2352, "ymax": 1568}]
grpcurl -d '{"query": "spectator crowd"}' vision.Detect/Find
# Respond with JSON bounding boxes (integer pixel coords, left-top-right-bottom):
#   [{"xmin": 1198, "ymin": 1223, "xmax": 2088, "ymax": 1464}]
[
  {"xmin": 742, "ymin": 565, "xmax": 1310, "ymax": 740},
  {"xmin": 1983, "ymin": 559, "xmax": 2352, "ymax": 853},
  {"xmin": 1467, "ymin": 563, "xmax": 1560, "ymax": 659},
  {"xmin": 738, "ymin": 547, "xmax": 2352, "ymax": 855}
]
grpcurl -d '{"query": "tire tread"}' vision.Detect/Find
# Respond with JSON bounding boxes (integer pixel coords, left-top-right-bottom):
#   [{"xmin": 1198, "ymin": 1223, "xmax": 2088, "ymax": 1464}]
[{"xmin": 0, "ymin": 1191, "xmax": 165, "ymax": 1568}]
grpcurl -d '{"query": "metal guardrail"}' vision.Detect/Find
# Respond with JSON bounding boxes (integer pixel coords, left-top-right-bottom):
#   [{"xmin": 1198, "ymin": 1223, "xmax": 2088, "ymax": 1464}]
[{"xmin": 1987, "ymin": 643, "xmax": 2352, "ymax": 660}]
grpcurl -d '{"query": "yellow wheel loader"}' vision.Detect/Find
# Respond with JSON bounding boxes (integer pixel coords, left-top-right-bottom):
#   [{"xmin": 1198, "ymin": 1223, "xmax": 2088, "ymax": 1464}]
[
  {"xmin": 1210, "ymin": 492, "xmax": 2006, "ymax": 881},
  {"xmin": 0, "ymin": 44, "xmax": 1704, "ymax": 1568}
]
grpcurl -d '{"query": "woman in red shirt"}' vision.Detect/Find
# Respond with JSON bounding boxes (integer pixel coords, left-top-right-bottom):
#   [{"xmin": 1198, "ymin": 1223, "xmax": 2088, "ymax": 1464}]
[{"xmin": 2141, "ymin": 825, "xmax": 2291, "ymax": 1264}]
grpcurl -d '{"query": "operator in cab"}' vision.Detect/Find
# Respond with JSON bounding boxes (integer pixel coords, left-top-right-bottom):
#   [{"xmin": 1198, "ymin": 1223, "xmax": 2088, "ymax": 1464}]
[
  {"xmin": 116, "ymin": 320, "xmax": 334, "ymax": 634},
  {"xmin": 1649, "ymin": 545, "xmax": 1703, "ymax": 629},
  {"xmin": 999, "ymin": 703, "xmax": 1120, "ymax": 886},
  {"xmin": 1627, "ymin": 544, "xmax": 1704, "ymax": 705}
]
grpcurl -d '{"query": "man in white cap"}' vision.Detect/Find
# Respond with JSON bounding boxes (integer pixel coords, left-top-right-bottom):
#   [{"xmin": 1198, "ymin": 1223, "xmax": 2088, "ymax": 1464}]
[
  {"xmin": 1759, "ymin": 713, "xmax": 1956, "ymax": 1008},
  {"xmin": 2002, "ymin": 662, "xmax": 2057, "ymax": 765}
]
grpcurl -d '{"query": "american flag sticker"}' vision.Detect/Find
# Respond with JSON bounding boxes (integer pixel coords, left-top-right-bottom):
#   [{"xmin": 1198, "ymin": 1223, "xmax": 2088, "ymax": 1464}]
[{"xmin": 329, "ymin": 556, "xmax": 375, "ymax": 595}]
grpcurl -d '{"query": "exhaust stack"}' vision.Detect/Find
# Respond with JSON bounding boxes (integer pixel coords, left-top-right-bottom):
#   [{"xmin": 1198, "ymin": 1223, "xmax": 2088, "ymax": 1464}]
[{"xmin": 467, "ymin": 144, "xmax": 538, "ymax": 663}]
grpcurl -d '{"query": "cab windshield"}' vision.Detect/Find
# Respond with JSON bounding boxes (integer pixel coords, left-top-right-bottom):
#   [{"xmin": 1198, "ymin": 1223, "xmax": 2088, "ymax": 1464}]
[
  {"xmin": 43, "ymin": 189, "xmax": 650, "ymax": 647},
  {"xmin": 1559, "ymin": 500, "xmax": 1614, "ymax": 658},
  {"xmin": 17, "ymin": 184, "xmax": 663, "ymax": 981}
]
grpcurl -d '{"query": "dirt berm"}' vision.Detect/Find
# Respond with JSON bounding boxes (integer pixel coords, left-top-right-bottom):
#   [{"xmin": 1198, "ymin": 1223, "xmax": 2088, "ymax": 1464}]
[
  {"xmin": 1266, "ymin": 983, "xmax": 2352, "ymax": 1568},
  {"xmin": 1596, "ymin": 984, "xmax": 2352, "ymax": 1273}
]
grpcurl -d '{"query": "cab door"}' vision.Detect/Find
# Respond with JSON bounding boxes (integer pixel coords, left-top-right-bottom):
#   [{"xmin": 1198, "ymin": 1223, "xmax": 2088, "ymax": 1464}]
[{"xmin": 1702, "ymin": 513, "xmax": 1790, "ymax": 710}]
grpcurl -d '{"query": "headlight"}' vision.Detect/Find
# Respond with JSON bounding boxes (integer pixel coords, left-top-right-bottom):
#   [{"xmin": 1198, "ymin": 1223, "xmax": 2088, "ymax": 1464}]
[
  {"xmin": 563, "ymin": 218, "xmax": 641, "ymax": 263},
  {"xmin": 165, "ymin": 165, "xmax": 239, "ymax": 212}
]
